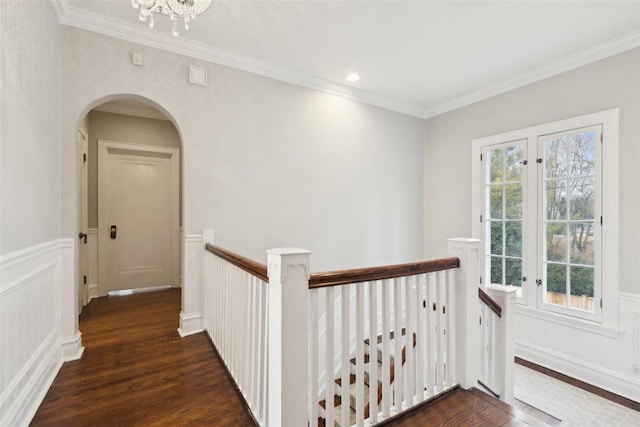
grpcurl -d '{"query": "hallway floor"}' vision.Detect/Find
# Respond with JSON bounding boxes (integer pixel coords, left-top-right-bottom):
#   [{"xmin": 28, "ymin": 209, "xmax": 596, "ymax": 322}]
[
  {"xmin": 31, "ymin": 289, "xmax": 256, "ymax": 426},
  {"xmin": 514, "ymin": 363, "xmax": 640, "ymax": 426}
]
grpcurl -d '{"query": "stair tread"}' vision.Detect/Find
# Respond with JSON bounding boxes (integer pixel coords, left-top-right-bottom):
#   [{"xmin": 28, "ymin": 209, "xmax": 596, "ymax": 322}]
[
  {"xmin": 319, "ymin": 402, "xmax": 356, "ymax": 427},
  {"xmin": 350, "ymin": 359, "xmax": 385, "ymax": 388}
]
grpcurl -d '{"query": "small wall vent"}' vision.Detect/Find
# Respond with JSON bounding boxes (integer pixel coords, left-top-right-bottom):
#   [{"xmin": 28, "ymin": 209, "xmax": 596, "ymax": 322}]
[{"xmin": 189, "ymin": 65, "xmax": 208, "ymax": 86}]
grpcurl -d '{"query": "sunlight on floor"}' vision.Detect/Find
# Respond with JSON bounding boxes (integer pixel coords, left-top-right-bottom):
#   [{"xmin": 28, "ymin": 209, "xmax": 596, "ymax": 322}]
[{"xmin": 514, "ymin": 364, "xmax": 640, "ymax": 426}]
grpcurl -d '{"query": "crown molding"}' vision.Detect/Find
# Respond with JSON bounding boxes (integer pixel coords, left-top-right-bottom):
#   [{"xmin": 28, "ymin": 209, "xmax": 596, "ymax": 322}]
[
  {"xmin": 51, "ymin": 0, "xmax": 424, "ymax": 118},
  {"xmin": 422, "ymin": 30, "xmax": 640, "ymax": 119},
  {"xmin": 52, "ymin": 1, "xmax": 639, "ymax": 121}
]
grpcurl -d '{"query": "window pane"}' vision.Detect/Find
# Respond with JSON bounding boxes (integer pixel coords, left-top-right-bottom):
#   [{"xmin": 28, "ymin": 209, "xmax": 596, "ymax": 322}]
[
  {"xmin": 505, "ymin": 258, "xmax": 522, "ymax": 287},
  {"xmin": 490, "ymin": 221, "xmax": 503, "ymax": 255},
  {"xmin": 545, "ymin": 137, "xmax": 567, "ymax": 179},
  {"xmin": 570, "ymin": 223, "xmax": 594, "ymax": 265},
  {"xmin": 546, "ymin": 180, "xmax": 567, "ymax": 220},
  {"xmin": 569, "ymin": 132, "xmax": 595, "ymax": 177},
  {"xmin": 546, "ymin": 263, "xmax": 566, "ymax": 305},
  {"xmin": 570, "ymin": 266, "xmax": 594, "ymax": 298},
  {"xmin": 490, "ymin": 185, "xmax": 503, "ymax": 219},
  {"xmin": 490, "ymin": 256, "xmax": 503, "ymax": 285},
  {"xmin": 489, "ymin": 149, "xmax": 503, "ymax": 183},
  {"xmin": 505, "ymin": 184, "xmax": 522, "ymax": 219},
  {"xmin": 505, "ymin": 221, "xmax": 522, "ymax": 257},
  {"xmin": 505, "ymin": 145, "xmax": 524, "ymax": 182},
  {"xmin": 570, "ymin": 177, "xmax": 595, "ymax": 220},
  {"xmin": 546, "ymin": 223, "xmax": 566, "ymax": 262}
]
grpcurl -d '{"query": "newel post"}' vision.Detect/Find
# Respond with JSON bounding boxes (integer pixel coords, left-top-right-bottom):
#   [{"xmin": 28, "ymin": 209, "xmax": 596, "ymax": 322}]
[
  {"xmin": 266, "ymin": 248, "xmax": 311, "ymax": 427},
  {"xmin": 447, "ymin": 238, "xmax": 481, "ymax": 390},
  {"xmin": 486, "ymin": 284, "xmax": 517, "ymax": 404}
]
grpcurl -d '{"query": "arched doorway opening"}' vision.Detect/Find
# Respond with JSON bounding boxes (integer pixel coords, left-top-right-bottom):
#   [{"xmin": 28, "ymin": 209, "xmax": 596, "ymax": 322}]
[{"xmin": 74, "ymin": 95, "xmax": 183, "ymax": 316}]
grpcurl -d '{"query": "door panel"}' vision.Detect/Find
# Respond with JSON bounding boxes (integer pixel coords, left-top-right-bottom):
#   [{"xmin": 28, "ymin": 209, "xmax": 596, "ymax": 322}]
[{"xmin": 99, "ymin": 141, "xmax": 179, "ymax": 293}]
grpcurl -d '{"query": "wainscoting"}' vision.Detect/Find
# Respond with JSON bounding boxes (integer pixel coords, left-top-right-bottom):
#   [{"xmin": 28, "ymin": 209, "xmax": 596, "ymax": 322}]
[{"xmin": 0, "ymin": 239, "xmax": 83, "ymax": 426}]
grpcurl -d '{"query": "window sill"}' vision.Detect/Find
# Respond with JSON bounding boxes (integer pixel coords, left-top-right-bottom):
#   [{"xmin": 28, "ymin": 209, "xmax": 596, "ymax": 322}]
[{"xmin": 515, "ymin": 304, "xmax": 621, "ymax": 339}]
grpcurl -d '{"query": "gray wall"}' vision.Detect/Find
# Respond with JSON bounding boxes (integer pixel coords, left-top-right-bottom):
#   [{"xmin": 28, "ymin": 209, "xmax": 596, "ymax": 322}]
[
  {"xmin": 0, "ymin": 0, "xmax": 61, "ymax": 255},
  {"xmin": 60, "ymin": 27, "xmax": 425, "ymax": 272},
  {"xmin": 86, "ymin": 110, "xmax": 181, "ymax": 228},
  {"xmin": 424, "ymin": 47, "xmax": 640, "ymax": 294}
]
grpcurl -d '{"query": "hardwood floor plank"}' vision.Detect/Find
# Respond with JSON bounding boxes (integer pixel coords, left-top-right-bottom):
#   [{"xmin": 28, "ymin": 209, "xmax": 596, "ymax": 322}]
[{"xmin": 31, "ymin": 289, "xmax": 256, "ymax": 427}]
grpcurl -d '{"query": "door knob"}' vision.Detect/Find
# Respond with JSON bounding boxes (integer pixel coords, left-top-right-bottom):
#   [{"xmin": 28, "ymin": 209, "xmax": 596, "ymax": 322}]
[
  {"xmin": 78, "ymin": 232, "xmax": 87, "ymax": 244},
  {"xmin": 110, "ymin": 225, "xmax": 117, "ymax": 239}
]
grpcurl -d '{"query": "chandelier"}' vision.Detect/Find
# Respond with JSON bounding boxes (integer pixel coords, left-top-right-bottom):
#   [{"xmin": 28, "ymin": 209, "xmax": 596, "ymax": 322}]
[{"xmin": 131, "ymin": 0, "xmax": 213, "ymax": 36}]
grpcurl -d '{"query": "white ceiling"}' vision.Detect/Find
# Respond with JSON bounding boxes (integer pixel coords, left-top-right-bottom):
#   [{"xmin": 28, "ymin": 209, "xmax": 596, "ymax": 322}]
[{"xmin": 56, "ymin": 0, "xmax": 640, "ymax": 118}]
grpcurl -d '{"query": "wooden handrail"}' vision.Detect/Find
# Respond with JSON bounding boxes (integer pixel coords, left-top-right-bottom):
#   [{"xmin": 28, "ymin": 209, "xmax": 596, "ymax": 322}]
[
  {"xmin": 205, "ymin": 243, "xmax": 269, "ymax": 283},
  {"xmin": 478, "ymin": 287, "xmax": 502, "ymax": 318},
  {"xmin": 309, "ymin": 257, "xmax": 460, "ymax": 289}
]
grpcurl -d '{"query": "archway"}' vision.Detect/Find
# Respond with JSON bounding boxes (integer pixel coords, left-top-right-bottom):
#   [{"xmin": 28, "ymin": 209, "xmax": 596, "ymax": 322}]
[{"xmin": 72, "ymin": 94, "xmax": 184, "ymax": 324}]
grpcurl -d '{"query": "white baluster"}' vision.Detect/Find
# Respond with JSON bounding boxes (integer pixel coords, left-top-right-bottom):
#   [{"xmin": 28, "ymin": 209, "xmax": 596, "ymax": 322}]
[
  {"xmin": 381, "ymin": 279, "xmax": 391, "ymax": 418},
  {"xmin": 393, "ymin": 277, "xmax": 403, "ymax": 412},
  {"xmin": 258, "ymin": 279, "xmax": 267, "ymax": 422},
  {"xmin": 325, "ymin": 286, "xmax": 335, "ymax": 427},
  {"xmin": 368, "ymin": 280, "xmax": 378, "ymax": 424},
  {"xmin": 309, "ymin": 289, "xmax": 319, "ymax": 427},
  {"xmin": 356, "ymin": 282, "xmax": 365, "ymax": 426},
  {"xmin": 447, "ymin": 269, "xmax": 457, "ymax": 387},
  {"xmin": 425, "ymin": 272, "xmax": 435, "ymax": 397},
  {"xmin": 404, "ymin": 276, "xmax": 414, "ymax": 407},
  {"xmin": 435, "ymin": 271, "xmax": 445, "ymax": 394},
  {"xmin": 415, "ymin": 274, "xmax": 426, "ymax": 401},
  {"xmin": 341, "ymin": 285, "xmax": 350, "ymax": 427}
]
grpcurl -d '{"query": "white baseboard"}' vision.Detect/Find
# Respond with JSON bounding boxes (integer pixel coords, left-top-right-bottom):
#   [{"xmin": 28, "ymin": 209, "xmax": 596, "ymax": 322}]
[
  {"xmin": 88, "ymin": 283, "xmax": 99, "ymax": 302},
  {"xmin": 516, "ymin": 339, "xmax": 640, "ymax": 402},
  {"xmin": 178, "ymin": 311, "xmax": 203, "ymax": 337},
  {"xmin": 0, "ymin": 330, "xmax": 62, "ymax": 427},
  {"xmin": 60, "ymin": 331, "xmax": 84, "ymax": 362}
]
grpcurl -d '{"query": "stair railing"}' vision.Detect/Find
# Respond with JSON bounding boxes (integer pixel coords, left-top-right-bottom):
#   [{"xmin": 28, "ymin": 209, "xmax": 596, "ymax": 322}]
[
  {"xmin": 203, "ymin": 244, "xmax": 270, "ymax": 425},
  {"xmin": 308, "ymin": 256, "xmax": 461, "ymax": 426},
  {"xmin": 478, "ymin": 285, "xmax": 517, "ymax": 404},
  {"xmin": 202, "ymin": 237, "xmax": 514, "ymax": 427}
]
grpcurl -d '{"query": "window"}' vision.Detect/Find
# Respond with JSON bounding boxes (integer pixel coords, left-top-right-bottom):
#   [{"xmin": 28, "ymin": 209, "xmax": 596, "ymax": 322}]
[
  {"xmin": 482, "ymin": 140, "xmax": 527, "ymax": 299},
  {"xmin": 472, "ymin": 110, "xmax": 619, "ymax": 324}
]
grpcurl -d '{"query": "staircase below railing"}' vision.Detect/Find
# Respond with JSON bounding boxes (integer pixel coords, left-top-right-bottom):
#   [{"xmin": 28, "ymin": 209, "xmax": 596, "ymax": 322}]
[
  {"xmin": 309, "ymin": 257, "xmax": 460, "ymax": 427},
  {"xmin": 202, "ymin": 237, "xmax": 515, "ymax": 427}
]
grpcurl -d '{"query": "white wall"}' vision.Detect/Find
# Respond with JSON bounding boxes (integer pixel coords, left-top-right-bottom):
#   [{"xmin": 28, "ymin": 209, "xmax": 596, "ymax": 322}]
[
  {"xmin": 1, "ymin": 0, "xmax": 61, "ymax": 256},
  {"xmin": 59, "ymin": 28, "xmax": 425, "ymax": 273},
  {"xmin": 423, "ymin": 48, "xmax": 640, "ymax": 400},
  {"xmin": 59, "ymin": 27, "xmax": 425, "ymax": 334},
  {"xmin": 0, "ymin": 1, "xmax": 82, "ymax": 425}
]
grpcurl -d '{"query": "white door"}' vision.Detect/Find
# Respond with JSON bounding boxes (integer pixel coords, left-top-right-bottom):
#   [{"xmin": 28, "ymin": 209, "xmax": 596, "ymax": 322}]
[
  {"xmin": 98, "ymin": 140, "xmax": 180, "ymax": 293},
  {"xmin": 77, "ymin": 127, "xmax": 89, "ymax": 312}
]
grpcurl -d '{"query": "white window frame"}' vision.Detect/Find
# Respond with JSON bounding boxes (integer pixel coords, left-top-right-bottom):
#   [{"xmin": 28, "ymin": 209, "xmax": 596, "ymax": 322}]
[
  {"xmin": 480, "ymin": 139, "xmax": 529, "ymax": 305},
  {"xmin": 471, "ymin": 109, "xmax": 619, "ymax": 327}
]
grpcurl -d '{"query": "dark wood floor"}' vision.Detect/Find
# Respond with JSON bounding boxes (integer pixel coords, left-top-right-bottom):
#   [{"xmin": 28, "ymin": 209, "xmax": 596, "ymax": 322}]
[
  {"xmin": 31, "ymin": 289, "xmax": 256, "ymax": 426},
  {"xmin": 33, "ymin": 288, "xmax": 552, "ymax": 427},
  {"xmin": 382, "ymin": 387, "xmax": 552, "ymax": 427}
]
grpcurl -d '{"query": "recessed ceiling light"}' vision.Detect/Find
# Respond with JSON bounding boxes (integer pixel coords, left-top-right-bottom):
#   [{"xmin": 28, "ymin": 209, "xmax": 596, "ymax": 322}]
[{"xmin": 346, "ymin": 73, "xmax": 360, "ymax": 82}]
